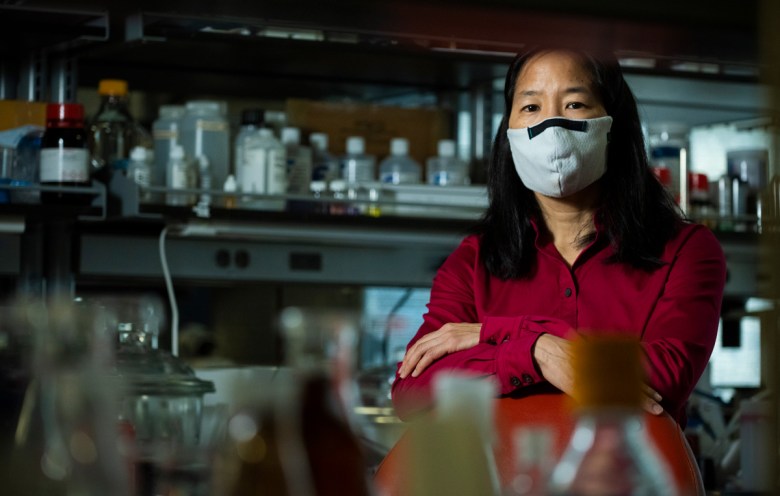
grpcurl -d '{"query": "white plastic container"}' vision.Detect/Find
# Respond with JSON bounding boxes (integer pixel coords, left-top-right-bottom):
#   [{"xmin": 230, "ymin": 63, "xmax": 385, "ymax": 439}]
[
  {"xmin": 127, "ymin": 146, "xmax": 152, "ymax": 203},
  {"xmin": 179, "ymin": 101, "xmax": 230, "ymax": 192},
  {"xmin": 242, "ymin": 128, "xmax": 287, "ymax": 210},
  {"xmin": 310, "ymin": 132, "xmax": 339, "ymax": 182},
  {"xmin": 379, "ymin": 138, "xmax": 421, "ymax": 185},
  {"xmin": 341, "ymin": 136, "xmax": 376, "ymax": 183},
  {"xmin": 152, "ymin": 105, "xmax": 185, "ymax": 191},
  {"xmin": 427, "ymin": 139, "xmax": 469, "ymax": 186},
  {"xmin": 234, "ymin": 108, "xmax": 264, "ymax": 190},
  {"xmin": 166, "ymin": 144, "xmax": 196, "ymax": 206},
  {"xmin": 281, "ymin": 126, "xmax": 313, "ymax": 195}
]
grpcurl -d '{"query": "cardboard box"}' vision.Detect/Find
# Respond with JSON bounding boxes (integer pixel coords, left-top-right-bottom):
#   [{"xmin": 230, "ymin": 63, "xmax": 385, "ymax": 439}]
[
  {"xmin": 286, "ymin": 98, "xmax": 451, "ymax": 171},
  {"xmin": 0, "ymin": 100, "xmax": 47, "ymax": 131}
]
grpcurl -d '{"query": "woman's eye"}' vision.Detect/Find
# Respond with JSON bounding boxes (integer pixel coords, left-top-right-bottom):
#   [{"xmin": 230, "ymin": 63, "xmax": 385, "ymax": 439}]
[
  {"xmin": 566, "ymin": 102, "xmax": 585, "ymax": 109},
  {"xmin": 521, "ymin": 104, "xmax": 539, "ymax": 112}
]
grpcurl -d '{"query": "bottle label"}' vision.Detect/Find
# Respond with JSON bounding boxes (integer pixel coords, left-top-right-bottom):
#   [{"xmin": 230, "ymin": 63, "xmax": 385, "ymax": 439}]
[
  {"xmin": 243, "ymin": 149, "xmax": 287, "ymax": 195},
  {"xmin": 196, "ymin": 120, "xmax": 228, "ymax": 132},
  {"xmin": 170, "ymin": 164, "xmax": 189, "ymax": 189},
  {"xmin": 153, "ymin": 129, "xmax": 178, "ymax": 140},
  {"xmin": 431, "ymin": 171, "xmax": 466, "ymax": 186},
  {"xmin": 381, "ymin": 171, "xmax": 419, "ymax": 184},
  {"xmin": 40, "ymin": 148, "xmax": 89, "ymax": 183}
]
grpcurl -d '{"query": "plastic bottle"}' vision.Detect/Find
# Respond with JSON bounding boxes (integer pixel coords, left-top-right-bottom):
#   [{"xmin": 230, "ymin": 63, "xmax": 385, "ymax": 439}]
[
  {"xmin": 40, "ymin": 103, "xmax": 91, "ymax": 205},
  {"xmin": 547, "ymin": 336, "xmax": 679, "ymax": 496},
  {"xmin": 179, "ymin": 100, "xmax": 229, "ymax": 192},
  {"xmin": 88, "ymin": 79, "xmax": 151, "ymax": 179},
  {"xmin": 310, "ymin": 132, "xmax": 339, "ymax": 182},
  {"xmin": 242, "ymin": 128, "xmax": 287, "ymax": 211},
  {"xmin": 127, "ymin": 146, "xmax": 152, "ymax": 203},
  {"xmin": 341, "ymin": 136, "xmax": 375, "ymax": 184},
  {"xmin": 281, "ymin": 127, "xmax": 313, "ymax": 196},
  {"xmin": 196, "ymin": 154, "xmax": 212, "ymax": 207},
  {"xmin": 427, "ymin": 139, "xmax": 470, "ymax": 186},
  {"xmin": 166, "ymin": 144, "xmax": 195, "ymax": 206},
  {"xmin": 379, "ymin": 137, "xmax": 422, "ymax": 184},
  {"xmin": 234, "ymin": 108, "xmax": 264, "ymax": 190},
  {"xmin": 328, "ymin": 179, "xmax": 349, "ymax": 215},
  {"xmin": 223, "ymin": 174, "xmax": 238, "ymax": 209},
  {"xmin": 310, "ymin": 180, "xmax": 328, "ymax": 214},
  {"xmin": 152, "ymin": 105, "xmax": 185, "ymax": 193}
]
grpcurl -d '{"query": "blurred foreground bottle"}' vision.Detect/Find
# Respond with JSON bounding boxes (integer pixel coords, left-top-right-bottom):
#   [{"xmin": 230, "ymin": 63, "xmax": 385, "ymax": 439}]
[
  {"xmin": 547, "ymin": 336, "xmax": 678, "ymax": 496},
  {"xmin": 8, "ymin": 297, "xmax": 130, "ymax": 496},
  {"xmin": 280, "ymin": 307, "xmax": 373, "ymax": 496},
  {"xmin": 407, "ymin": 373, "xmax": 500, "ymax": 496}
]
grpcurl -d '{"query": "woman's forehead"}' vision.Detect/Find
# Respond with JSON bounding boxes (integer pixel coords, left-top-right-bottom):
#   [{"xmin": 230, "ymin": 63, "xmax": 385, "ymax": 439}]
[{"xmin": 515, "ymin": 50, "xmax": 595, "ymax": 90}]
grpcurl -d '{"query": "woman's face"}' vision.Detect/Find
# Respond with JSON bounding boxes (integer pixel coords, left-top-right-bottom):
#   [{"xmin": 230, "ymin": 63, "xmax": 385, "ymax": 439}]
[{"xmin": 509, "ymin": 51, "xmax": 607, "ymax": 129}]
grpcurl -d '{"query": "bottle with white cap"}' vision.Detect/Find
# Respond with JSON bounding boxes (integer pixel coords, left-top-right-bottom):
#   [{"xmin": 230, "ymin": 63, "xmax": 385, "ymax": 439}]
[
  {"xmin": 281, "ymin": 126, "xmax": 313, "ymax": 196},
  {"xmin": 379, "ymin": 137, "xmax": 421, "ymax": 185},
  {"xmin": 127, "ymin": 145, "xmax": 153, "ymax": 203},
  {"xmin": 341, "ymin": 136, "xmax": 376, "ymax": 184},
  {"xmin": 166, "ymin": 144, "xmax": 196, "ymax": 206},
  {"xmin": 427, "ymin": 139, "xmax": 470, "ymax": 186},
  {"xmin": 310, "ymin": 132, "xmax": 339, "ymax": 182}
]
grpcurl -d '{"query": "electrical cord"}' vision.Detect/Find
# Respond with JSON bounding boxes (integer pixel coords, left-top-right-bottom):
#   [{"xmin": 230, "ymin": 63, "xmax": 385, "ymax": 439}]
[
  {"xmin": 380, "ymin": 288, "xmax": 413, "ymax": 365},
  {"xmin": 158, "ymin": 225, "xmax": 179, "ymax": 356}
]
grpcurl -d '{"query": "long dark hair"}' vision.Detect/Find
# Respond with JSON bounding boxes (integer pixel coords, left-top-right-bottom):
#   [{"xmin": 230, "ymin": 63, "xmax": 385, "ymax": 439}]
[{"xmin": 475, "ymin": 47, "xmax": 682, "ymax": 279}]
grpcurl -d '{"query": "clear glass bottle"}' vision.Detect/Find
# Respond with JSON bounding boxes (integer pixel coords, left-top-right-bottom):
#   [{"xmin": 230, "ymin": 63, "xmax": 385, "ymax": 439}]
[
  {"xmin": 241, "ymin": 128, "xmax": 287, "ymax": 210},
  {"xmin": 427, "ymin": 139, "xmax": 469, "ymax": 186},
  {"xmin": 152, "ymin": 105, "xmax": 185, "ymax": 194},
  {"xmin": 279, "ymin": 307, "xmax": 373, "ymax": 496},
  {"xmin": 379, "ymin": 137, "xmax": 421, "ymax": 184},
  {"xmin": 547, "ymin": 336, "xmax": 679, "ymax": 496},
  {"xmin": 342, "ymin": 136, "xmax": 376, "ymax": 184},
  {"xmin": 166, "ymin": 144, "xmax": 195, "ymax": 206},
  {"xmin": 127, "ymin": 146, "xmax": 152, "ymax": 203},
  {"xmin": 234, "ymin": 108, "xmax": 264, "ymax": 191},
  {"xmin": 88, "ymin": 79, "xmax": 150, "ymax": 181},
  {"xmin": 310, "ymin": 132, "xmax": 339, "ymax": 182},
  {"xmin": 179, "ymin": 100, "xmax": 230, "ymax": 192}
]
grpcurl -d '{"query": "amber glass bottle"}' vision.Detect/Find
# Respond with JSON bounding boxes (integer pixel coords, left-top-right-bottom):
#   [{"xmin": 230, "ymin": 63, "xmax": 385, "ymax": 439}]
[{"xmin": 40, "ymin": 103, "xmax": 91, "ymax": 205}]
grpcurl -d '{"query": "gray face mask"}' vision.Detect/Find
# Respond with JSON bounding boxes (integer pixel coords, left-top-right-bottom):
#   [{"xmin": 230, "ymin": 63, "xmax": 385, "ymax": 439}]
[{"xmin": 507, "ymin": 116, "xmax": 613, "ymax": 198}]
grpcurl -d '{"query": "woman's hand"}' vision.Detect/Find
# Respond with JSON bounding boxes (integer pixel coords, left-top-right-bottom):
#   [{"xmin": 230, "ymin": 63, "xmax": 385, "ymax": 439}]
[
  {"xmin": 398, "ymin": 323, "xmax": 482, "ymax": 379},
  {"xmin": 533, "ymin": 334, "xmax": 665, "ymax": 415}
]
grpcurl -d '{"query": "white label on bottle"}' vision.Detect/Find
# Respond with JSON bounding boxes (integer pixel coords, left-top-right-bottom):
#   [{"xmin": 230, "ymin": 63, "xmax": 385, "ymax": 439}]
[
  {"xmin": 170, "ymin": 164, "xmax": 188, "ymax": 189},
  {"xmin": 243, "ymin": 149, "xmax": 288, "ymax": 195},
  {"xmin": 39, "ymin": 148, "xmax": 89, "ymax": 182},
  {"xmin": 243, "ymin": 149, "xmax": 266, "ymax": 193},
  {"xmin": 268, "ymin": 149, "xmax": 287, "ymax": 195}
]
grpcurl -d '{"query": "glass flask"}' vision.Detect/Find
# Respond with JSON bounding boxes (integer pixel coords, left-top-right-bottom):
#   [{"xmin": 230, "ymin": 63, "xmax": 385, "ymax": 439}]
[{"xmin": 547, "ymin": 336, "xmax": 679, "ymax": 496}]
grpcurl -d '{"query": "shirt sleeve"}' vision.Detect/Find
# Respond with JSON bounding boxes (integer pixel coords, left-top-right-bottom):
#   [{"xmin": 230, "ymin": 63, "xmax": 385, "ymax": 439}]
[
  {"xmin": 390, "ymin": 236, "xmax": 573, "ymax": 421},
  {"xmin": 641, "ymin": 225, "xmax": 726, "ymax": 422}
]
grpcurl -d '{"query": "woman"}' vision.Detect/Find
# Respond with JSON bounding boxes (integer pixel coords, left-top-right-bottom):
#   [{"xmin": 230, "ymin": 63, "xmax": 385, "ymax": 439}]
[{"xmin": 391, "ymin": 47, "xmax": 726, "ymax": 426}]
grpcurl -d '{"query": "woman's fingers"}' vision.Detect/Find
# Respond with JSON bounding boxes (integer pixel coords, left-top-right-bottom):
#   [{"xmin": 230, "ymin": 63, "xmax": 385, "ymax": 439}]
[
  {"xmin": 399, "ymin": 323, "xmax": 481, "ymax": 378},
  {"xmin": 642, "ymin": 384, "xmax": 663, "ymax": 414}
]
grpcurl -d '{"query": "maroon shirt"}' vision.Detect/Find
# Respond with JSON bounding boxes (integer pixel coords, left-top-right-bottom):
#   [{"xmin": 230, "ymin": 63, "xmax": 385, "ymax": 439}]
[{"xmin": 391, "ymin": 222, "xmax": 726, "ymax": 425}]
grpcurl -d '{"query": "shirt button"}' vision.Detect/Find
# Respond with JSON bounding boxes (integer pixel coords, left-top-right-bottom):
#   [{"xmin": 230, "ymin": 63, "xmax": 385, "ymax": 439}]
[
  {"xmin": 564, "ymin": 287, "xmax": 573, "ymax": 297},
  {"xmin": 522, "ymin": 374, "xmax": 534, "ymax": 385},
  {"xmin": 510, "ymin": 376, "xmax": 522, "ymax": 387}
]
